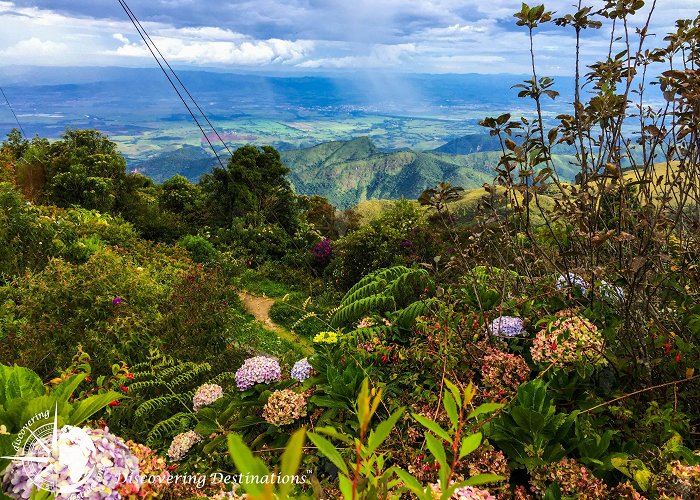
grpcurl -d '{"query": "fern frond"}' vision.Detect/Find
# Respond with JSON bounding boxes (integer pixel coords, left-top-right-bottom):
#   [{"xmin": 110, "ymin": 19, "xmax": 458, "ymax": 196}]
[
  {"xmin": 146, "ymin": 412, "xmax": 198, "ymax": 448},
  {"xmin": 331, "ymin": 295, "xmax": 396, "ymax": 328},
  {"xmin": 135, "ymin": 393, "xmax": 193, "ymax": 419}
]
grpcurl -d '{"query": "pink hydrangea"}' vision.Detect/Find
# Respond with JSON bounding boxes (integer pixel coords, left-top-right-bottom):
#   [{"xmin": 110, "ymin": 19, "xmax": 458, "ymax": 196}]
[{"xmin": 531, "ymin": 315, "xmax": 607, "ymax": 367}]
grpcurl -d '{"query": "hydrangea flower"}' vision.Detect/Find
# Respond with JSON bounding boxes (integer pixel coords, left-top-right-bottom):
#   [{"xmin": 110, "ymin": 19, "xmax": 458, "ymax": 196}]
[
  {"xmin": 531, "ymin": 458, "xmax": 607, "ymax": 498},
  {"xmin": 167, "ymin": 430, "xmax": 202, "ymax": 462},
  {"xmin": 192, "ymin": 383, "xmax": 224, "ymax": 411},
  {"xmin": 313, "ymin": 331, "xmax": 339, "ymax": 344},
  {"xmin": 488, "ymin": 316, "xmax": 525, "ymax": 337},
  {"xmin": 235, "ymin": 356, "xmax": 282, "ymax": 391},
  {"xmin": 262, "ymin": 389, "xmax": 307, "ymax": 426},
  {"xmin": 117, "ymin": 441, "xmax": 169, "ymax": 498},
  {"xmin": 481, "ymin": 348, "xmax": 530, "ymax": 401},
  {"xmin": 2, "ymin": 426, "xmax": 141, "ymax": 500},
  {"xmin": 290, "ymin": 358, "xmax": 314, "ymax": 382},
  {"xmin": 555, "ymin": 273, "xmax": 589, "ymax": 295},
  {"xmin": 531, "ymin": 315, "xmax": 607, "ymax": 367},
  {"xmin": 429, "ymin": 483, "xmax": 496, "ymax": 499}
]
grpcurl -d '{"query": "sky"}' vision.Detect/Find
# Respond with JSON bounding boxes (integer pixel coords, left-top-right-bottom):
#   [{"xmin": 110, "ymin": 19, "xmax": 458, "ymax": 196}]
[{"xmin": 0, "ymin": 0, "xmax": 697, "ymax": 75}]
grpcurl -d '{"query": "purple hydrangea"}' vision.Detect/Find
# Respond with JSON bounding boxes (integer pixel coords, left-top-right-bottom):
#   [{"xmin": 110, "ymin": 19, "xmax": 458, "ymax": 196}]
[
  {"xmin": 290, "ymin": 358, "xmax": 313, "ymax": 382},
  {"xmin": 488, "ymin": 316, "xmax": 525, "ymax": 337},
  {"xmin": 235, "ymin": 356, "xmax": 281, "ymax": 391},
  {"xmin": 2, "ymin": 426, "xmax": 141, "ymax": 500},
  {"xmin": 192, "ymin": 383, "xmax": 224, "ymax": 411}
]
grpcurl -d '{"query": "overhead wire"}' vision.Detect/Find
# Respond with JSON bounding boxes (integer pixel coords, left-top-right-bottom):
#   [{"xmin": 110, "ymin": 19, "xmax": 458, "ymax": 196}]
[
  {"xmin": 116, "ymin": 0, "xmax": 228, "ymax": 169},
  {"xmin": 0, "ymin": 86, "xmax": 26, "ymax": 136},
  {"xmin": 117, "ymin": 0, "xmax": 234, "ymax": 158}
]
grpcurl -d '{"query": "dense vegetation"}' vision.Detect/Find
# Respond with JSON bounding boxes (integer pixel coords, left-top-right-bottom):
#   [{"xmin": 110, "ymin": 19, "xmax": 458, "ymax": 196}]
[{"xmin": 1, "ymin": 2, "xmax": 699, "ymax": 499}]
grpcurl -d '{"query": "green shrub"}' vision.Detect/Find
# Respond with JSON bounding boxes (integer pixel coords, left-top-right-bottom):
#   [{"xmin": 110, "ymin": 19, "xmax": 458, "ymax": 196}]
[{"xmin": 178, "ymin": 234, "xmax": 217, "ymax": 263}]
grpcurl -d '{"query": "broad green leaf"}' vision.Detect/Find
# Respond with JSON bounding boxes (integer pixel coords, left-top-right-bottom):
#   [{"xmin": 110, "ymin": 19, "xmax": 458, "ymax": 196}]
[
  {"xmin": 227, "ymin": 434, "xmax": 269, "ymax": 495},
  {"xmin": 51, "ymin": 374, "xmax": 87, "ymax": 405},
  {"xmin": 459, "ymin": 432, "xmax": 482, "ymax": 459},
  {"xmin": 463, "ymin": 473, "xmax": 505, "ymax": 486},
  {"xmin": 468, "ymin": 402, "xmax": 504, "ymax": 420},
  {"xmin": 69, "ymin": 391, "xmax": 122, "ymax": 425},
  {"xmin": 0, "ymin": 365, "xmax": 44, "ymax": 408},
  {"xmin": 425, "ymin": 432, "xmax": 447, "ymax": 471},
  {"xmin": 279, "ymin": 428, "xmax": 306, "ymax": 499},
  {"xmin": 307, "ymin": 432, "xmax": 349, "ymax": 475},
  {"xmin": 443, "ymin": 393, "xmax": 458, "ymax": 429},
  {"xmin": 367, "ymin": 407, "xmax": 404, "ymax": 454},
  {"xmin": 393, "ymin": 467, "xmax": 424, "ymax": 494},
  {"xmin": 412, "ymin": 413, "xmax": 451, "ymax": 442},
  {"xmin": 338, "ymin": 474, "xmax": 353, "ymax": 499},
  {"xmin": 443, "ymin": 380, "xmax": 462, "ymax": 408}
]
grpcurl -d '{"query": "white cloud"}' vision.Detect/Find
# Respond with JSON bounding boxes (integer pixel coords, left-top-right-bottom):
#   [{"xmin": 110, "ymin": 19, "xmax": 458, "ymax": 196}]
[
  {"xmin": 0, "ymin": 37, "xmax": 66, "ymax": 60},
  {"xmin": 112, "ymin": 35, "xmax": 314, "ymax": 65}
]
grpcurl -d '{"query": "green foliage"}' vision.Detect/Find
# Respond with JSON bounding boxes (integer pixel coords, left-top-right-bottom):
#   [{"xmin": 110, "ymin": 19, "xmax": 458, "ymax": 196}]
[
  {"xmin": 398, "ymin": 380, "xmax": 504, "ymax": 499},
  {"xmin": 109, "ymin": 347, "xmax": 235, "ymax": 448},
  {"xmin": 227, "ymin": 428, "xmax": 310, "ymax": 499},
  {"xmin": 308, "ymin": 379, "xmax": 404, "ymax": 499},
  {"xmin": 201, "ymin": 145, "xmax": 299, "ymax": 233},
  {"xmin": 329, "ymin": 200, "xmax": 434, "ymax": 288},
  {"xmin": 330, "ymin": 266, "xmax": 434, "ymax": 340},
  {"xmin": 486, "ymin": 380, "xmax": 576, "ymax": 470},
  {"xmin": 178, "ymin": 234, "xmax": 217, "ymax": 263}
]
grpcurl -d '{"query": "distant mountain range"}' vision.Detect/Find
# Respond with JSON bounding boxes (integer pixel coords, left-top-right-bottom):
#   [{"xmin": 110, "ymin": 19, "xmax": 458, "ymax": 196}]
[{"xmin": 131, "ymin": 135, "xmax": 580, "ymax": 208}]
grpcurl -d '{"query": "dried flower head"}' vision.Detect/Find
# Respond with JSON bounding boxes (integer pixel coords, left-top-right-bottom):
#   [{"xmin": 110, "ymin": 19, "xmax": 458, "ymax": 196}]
[
  {"xmin": 530, "ymin": 458, "xmax": 607, "ymax": 498},
  {"xmin": 262, "ymin": 389, "xmax": 308, "ymax": 426}
]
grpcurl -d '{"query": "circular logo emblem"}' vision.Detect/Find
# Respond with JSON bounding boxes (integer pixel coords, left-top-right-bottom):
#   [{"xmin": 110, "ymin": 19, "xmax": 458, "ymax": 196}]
[{"xmin": 2, "ymin": 407, "xmax": 98, "ymax": 497}]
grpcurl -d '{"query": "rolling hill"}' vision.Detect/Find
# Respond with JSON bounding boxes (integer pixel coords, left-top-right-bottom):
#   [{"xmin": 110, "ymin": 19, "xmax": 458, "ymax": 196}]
[{"xmin": 129, "ymin": 136, "xmax": 581, "ymax": 208}]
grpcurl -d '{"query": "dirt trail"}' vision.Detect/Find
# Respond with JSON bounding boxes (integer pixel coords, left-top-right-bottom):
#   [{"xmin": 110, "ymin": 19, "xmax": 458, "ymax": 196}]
[{"xmin": 238, "ymin": 292, "xmax": 313, "ymax": 354}]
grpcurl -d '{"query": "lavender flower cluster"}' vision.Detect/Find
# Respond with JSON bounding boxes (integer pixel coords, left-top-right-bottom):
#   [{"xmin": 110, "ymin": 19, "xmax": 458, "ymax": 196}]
[
  {"xmin": 167, "ymin": 430, "xmax": 203, "ymax": 462},
  {"xmin": 311, "ymin": 238, "xmax": 333, "ymax": 266},
  {"xmin": 290, "ymin": 358, "xmax": 313, "ymax": 382},
  {"xmin": 488, "ymin": 316, "xmax": 525, "ymax": 337},
  {"xmin": 235, "ymin": 356, "xmax": 281, "ymax": 391},
  {"xmin": 2, "ymin": 426, "xmax": 141, "ymax": 500},
  {"xmin": 192, "ymin": 383, "xmax": 224, "ymax": 411}
]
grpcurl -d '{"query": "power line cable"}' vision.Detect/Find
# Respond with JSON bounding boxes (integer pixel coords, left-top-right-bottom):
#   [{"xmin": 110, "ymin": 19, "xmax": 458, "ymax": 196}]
[
  {"xmin": 116, "ymin": 0, "xmax": 226, "ymax": 169},
  {"xmin": 0, "ymin": 86, "xmax": 26, "ymax": 136},
  {"xmin": 117, "ymin": 0, "xmax": 234, "ymax": 158}
]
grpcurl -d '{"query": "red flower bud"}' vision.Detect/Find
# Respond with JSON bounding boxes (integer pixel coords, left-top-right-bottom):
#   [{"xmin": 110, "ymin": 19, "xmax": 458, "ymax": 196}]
[
  {"xmin": 109, "ymin": 400, "xmax": 119, "ymax": 407},
  {"xmin": 120, "ymin": 385, "xmax": 129, "ymax": 393},
  {"xmin": 85, "ymin": 376, "xmax": 91, "ymax": 382},
  {"xmin": 675, "ymin": 352, "xmax": 681, "ymax": 363},
  {"xmin": 125, "ymin": 372, "xmax": 134, "ymax": 380}
]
